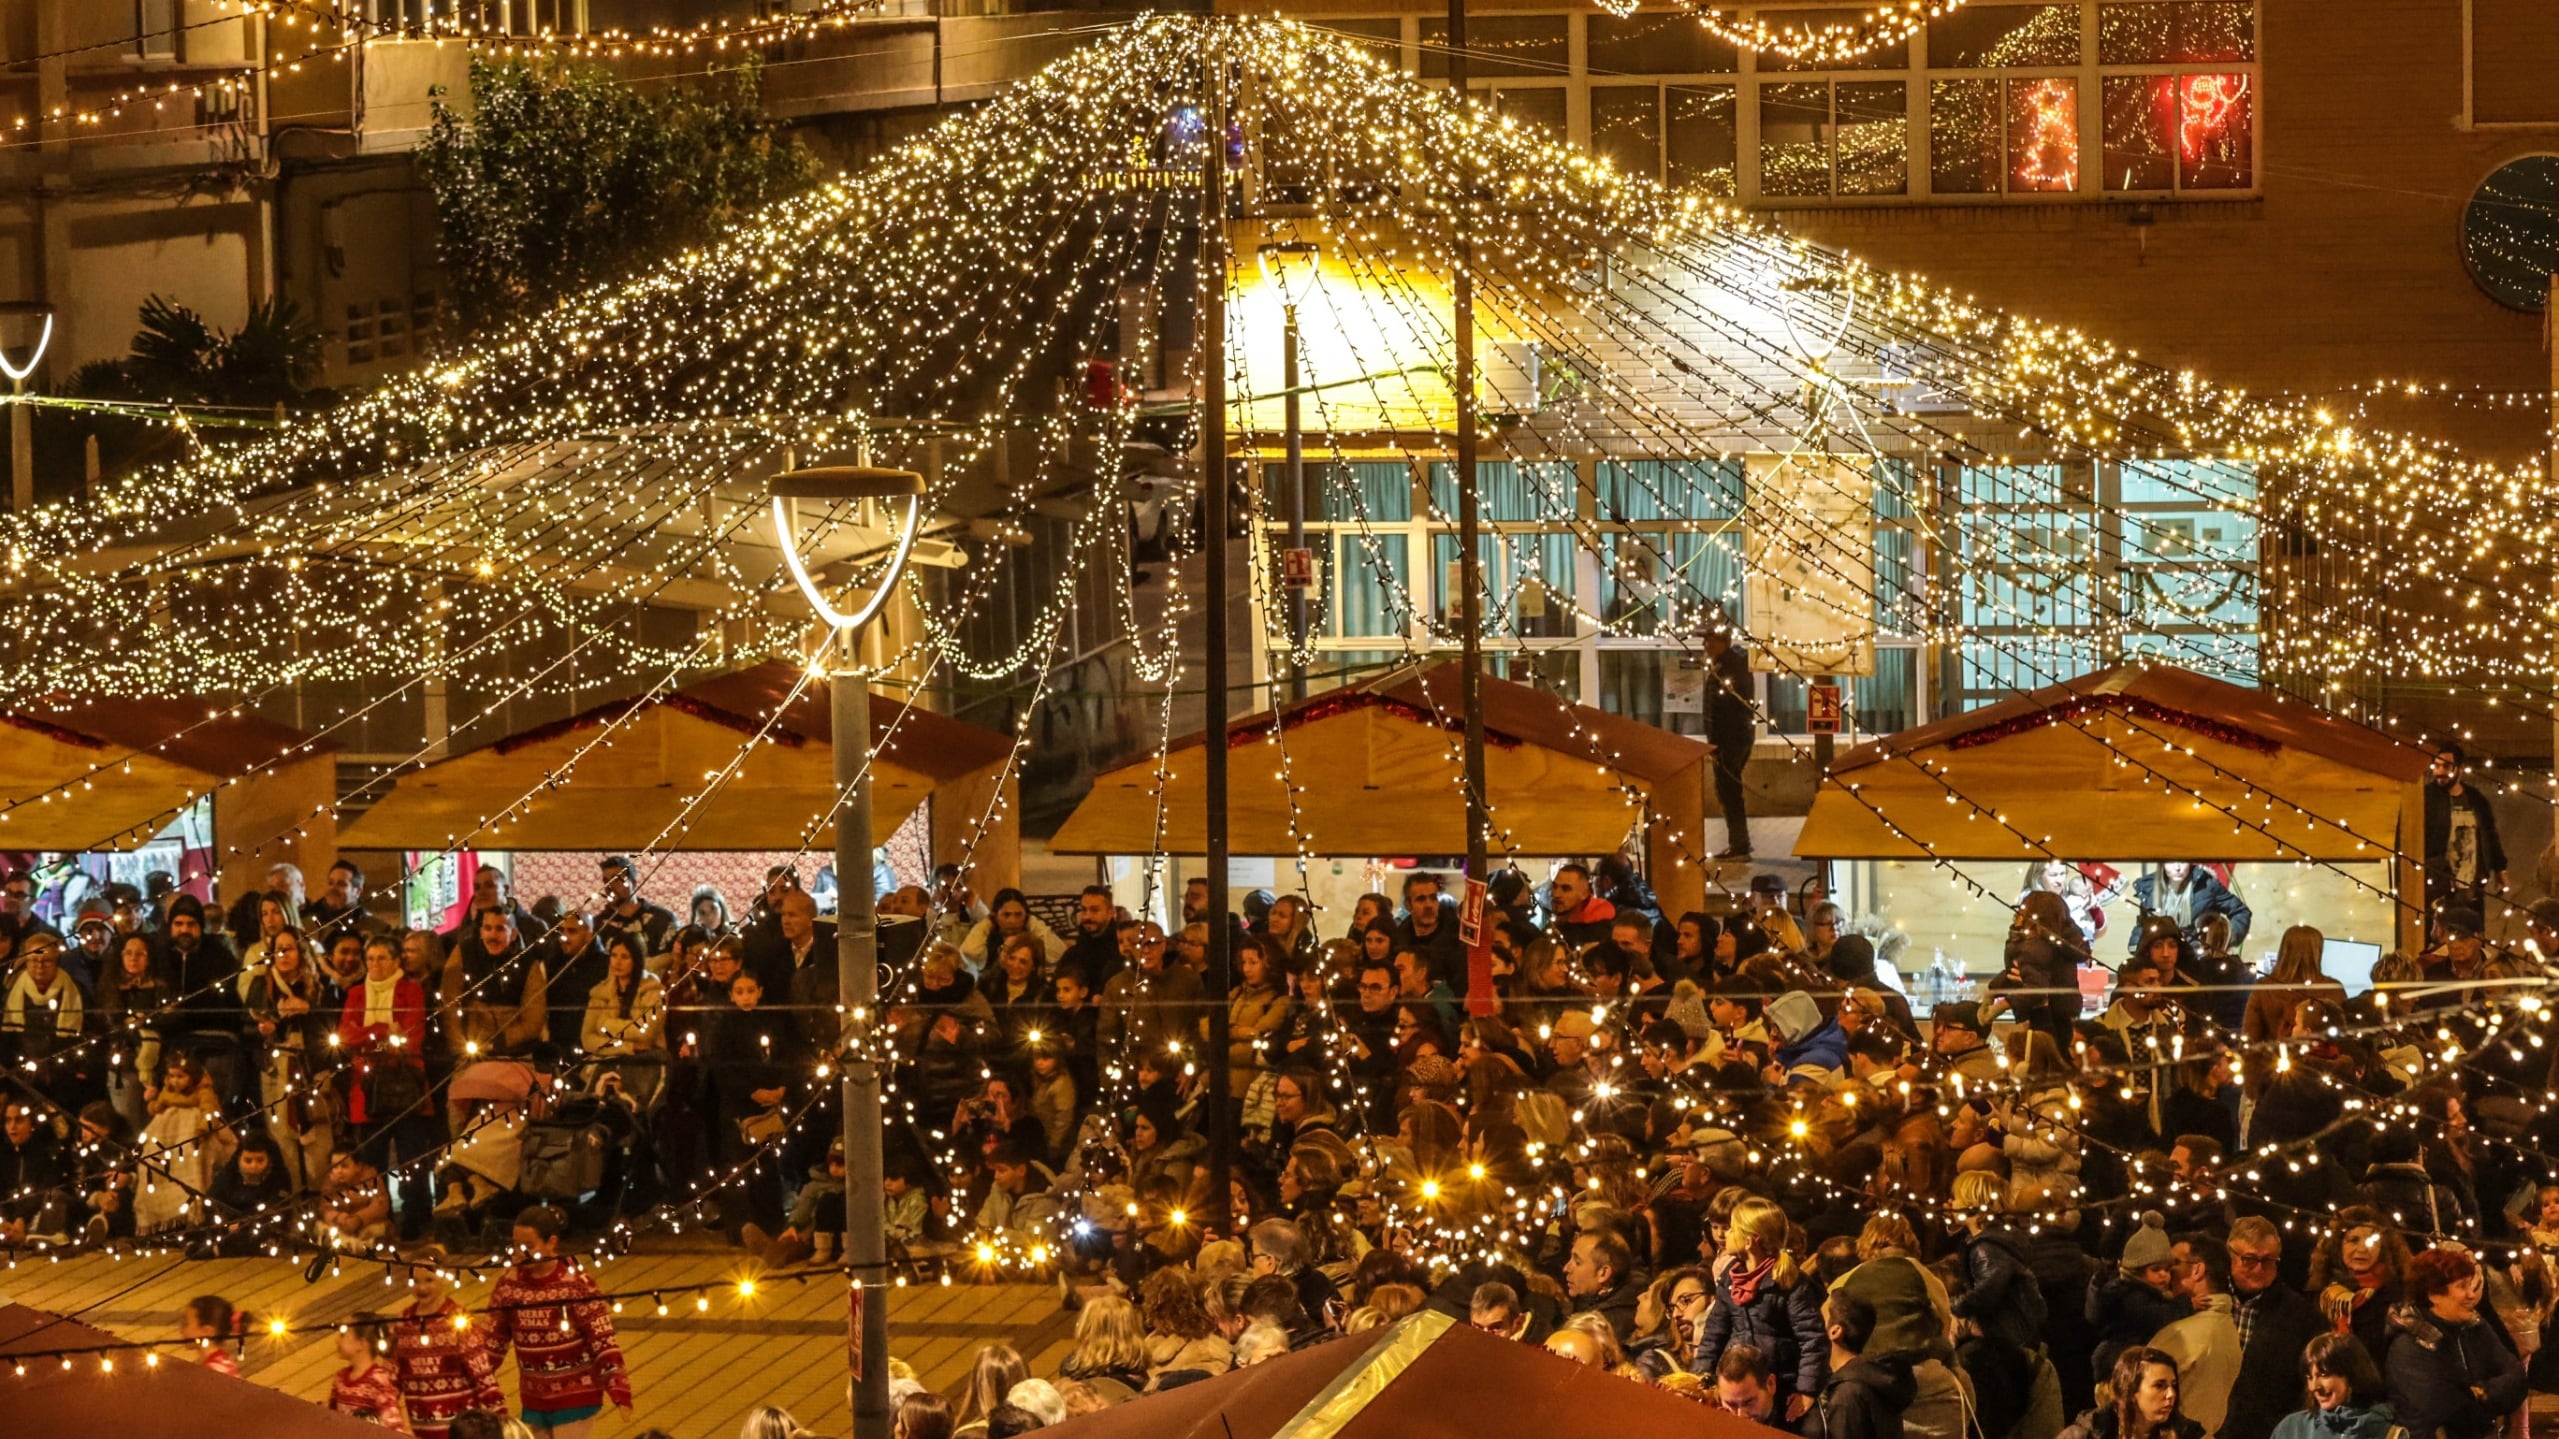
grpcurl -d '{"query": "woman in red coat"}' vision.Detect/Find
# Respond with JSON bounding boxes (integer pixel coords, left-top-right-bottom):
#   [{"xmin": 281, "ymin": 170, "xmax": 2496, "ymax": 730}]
[{"xmin": 340, "ymin": 933, "xmax": 437, "ymax": 1239}]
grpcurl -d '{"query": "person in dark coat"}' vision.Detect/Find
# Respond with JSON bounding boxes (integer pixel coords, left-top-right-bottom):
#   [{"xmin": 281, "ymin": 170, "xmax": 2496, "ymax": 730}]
[
  {"xmin": 2060, "ymin": 1347, "xmax": 2207, "ymax": 1439},
  {"xmin": 2383, "ymin": 1248, "xmax": 2525, "ymax": 1439},
  {"xmin": 1806, "ymin": 1292, "xmax": 1917, "ymax": 1439},
  {"xmin": 2421, "ymin": 743, "xmax": 2506, "ymax": 915},
  {"xmin": 2358, "ymin": 1129, "xmax": 2469, "ymax": 1237},
  {"xmin": 704, "ymin": 967, "xmax": 799, "ymax": 1237},
  {"xmin": 1055, "ymin": 885, "xmax": 1125, "ymax": 990},
  {"xmin": 1701, "ymin": 622, "xmax": 1757, "ymax": 857},
  {"xmin": 1561, "ymin": 1228, "xmax": 1643, "ymax": 1345},
  {"xmin": 1824, "ymin": 935, "xmax": 1915, "ymax": 1036},
  {"xmin": 2091, "ymin": 1213, "xmax": 2191, "ymax": 1379},
  {"xmin": 2224, "ymin": 1217, "xmax": 2327, "ymax": 1439},
  {"xmin": 537, "ymin": 909, "xmax": 612, "ymax": 1053},
  {"xmin": 2125, "ymin": 864, "xmax": 2252, "ymax": 956},
  {"xmin": 1698, "ymin": 1195, "xmax": 1832, "ymax": 1419},
  {"xmin": 2006, "ymin": 890, "xmax": 2091, "ymax": 1051},
  {"xmin": 1949, "ymin": 1177, "xmax": 2048, "ymax": 1352},
  {"xmin": 1949, "ymin": 1173, "xmax": 2049, "ymax": 1439}
]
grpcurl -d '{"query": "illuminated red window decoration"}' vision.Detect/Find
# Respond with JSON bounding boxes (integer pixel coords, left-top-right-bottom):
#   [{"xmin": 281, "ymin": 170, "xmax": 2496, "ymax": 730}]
[
  {"xmin": 2008, "ymin": 77, "xmax": 2079, "ymax": 192},
  {"xmin": 2176, "ymin": 73, "xmax": 2251, "ymax": 188}
]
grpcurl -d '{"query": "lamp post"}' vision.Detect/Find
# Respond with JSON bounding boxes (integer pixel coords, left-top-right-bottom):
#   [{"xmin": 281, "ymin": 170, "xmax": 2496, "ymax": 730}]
[
  {"xmin": 768, "ymin": 463, "xmax": 927, "ymax": 1439},
  {"xmin": 1447, "ymin": 0, "xmax": 1491, "ymax": 900},
  {"xmin": 1257, "ymin": 240, "xmax": 1320, "ymax": 702},
  {"xmin": 0, "ymin": 301, "xmax": 55, "ymax": 512}
]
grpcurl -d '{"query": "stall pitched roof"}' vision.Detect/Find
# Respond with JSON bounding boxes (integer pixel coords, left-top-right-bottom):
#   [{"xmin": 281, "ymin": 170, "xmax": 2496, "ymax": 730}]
[
  {"xmin": 1156, "ymin": 661, "xmax": 1709, "ymax": 784},
  {"xmin": 1830, "ymin": 663, "xmax": 2427, "ymax": 783},
  {"xmin": 0, "ymin": 1304, "xmax": 382, "ymax": 1438},
  {"xmin": 1042, "ymin": 1310, "xmax": 1775, "ymax": 1439},
  {"xmin": 1048, "ymin": 663, "xmax": 1707, "ymax": 857},
  {"xmin": 477, "ymin": 661, "xmax": 1012, "ymax": 781},
  {"xmin": 0, "ymin": 696, "xmax": 337, "ymax": 777},
  {"xmin": 335, "ymin": 661, "xmax": 1014, "ymax": 852}
]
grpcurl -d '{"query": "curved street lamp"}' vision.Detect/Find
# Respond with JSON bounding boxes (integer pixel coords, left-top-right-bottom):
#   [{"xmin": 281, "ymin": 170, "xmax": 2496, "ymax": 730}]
[
  {"xmin": 765, "ymin": 461, "xmax": 923, "ymax": 1439},
  {"xmin": 770, "ymin": 464, "xmax": 927, "ymax": 631}
]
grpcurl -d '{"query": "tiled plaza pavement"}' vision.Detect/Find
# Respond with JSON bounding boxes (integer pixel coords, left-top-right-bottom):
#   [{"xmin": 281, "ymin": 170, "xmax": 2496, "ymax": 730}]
[{"xmin": 0, "ymin": 1240, "xmax": 1073, "ymax": 1437}]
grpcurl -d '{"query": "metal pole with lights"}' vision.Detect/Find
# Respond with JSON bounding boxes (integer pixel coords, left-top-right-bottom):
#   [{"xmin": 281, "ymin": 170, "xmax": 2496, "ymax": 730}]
[
  {"xmin": 1257, "ymin": 240, "xmax": 1319, "ymax": 702},
  {"xmin": 1447, "ymin": 0, "xmax": 1493, "ymax": 908},
  {"xmin": 0, "ymin": 301, "xmax": 54, "ymax": 512},
  {"xmin": 769, "ymin": 463, "xmax": 926, "ymax": 1439}
]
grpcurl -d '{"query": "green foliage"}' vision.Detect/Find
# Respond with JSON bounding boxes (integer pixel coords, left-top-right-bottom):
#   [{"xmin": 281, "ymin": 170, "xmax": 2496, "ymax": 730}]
[
  {"xmin": 418, "ymin": 55, "xmax": 819, "ymax": 333},
  {"xmin": 74, "ymin": 293, "xmax": 323, "ymax": 407}
]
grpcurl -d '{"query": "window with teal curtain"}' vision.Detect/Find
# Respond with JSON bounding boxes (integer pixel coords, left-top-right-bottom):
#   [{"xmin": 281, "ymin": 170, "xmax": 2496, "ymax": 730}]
[
  {"xmin": 1598, "ymin": 650, "xmax": 1708, "ymax": 735},
  {"xmin": 1430, "ymin": 532, "xmax": 1583, "ymax": 638},
  {"xmin": 1602, "ymin": 529, "xmax": 1746, "ymax": 634},
  {"xmin": 1596, "ymin": 458, "xmax": 1745, "ymax": 521},
  {"xmin": 1875, "ymin": 527, "xmax": 1916, "ymax": 632},
  {"xmin": 1316, "ymin": 462, "xmax": 1414, "ymax": 523},
  {"xmin": 1426, "ymin": 461, "xmax": 1579, "ymax": 521},
  {"xmin": 1953, "ymin": 459, "xmax": 2256, "ymax": 707},
  {"xmin": 1333, "ymin": 533, "xmax": 1410, "ymax": 638},
  {"xmin": 1513, "ymin": 532, "xmax": 1580, "ymax": 639},
  {"xmin": 2115, "ymin": 457, "xmax": 2258, "ymax": 653}
]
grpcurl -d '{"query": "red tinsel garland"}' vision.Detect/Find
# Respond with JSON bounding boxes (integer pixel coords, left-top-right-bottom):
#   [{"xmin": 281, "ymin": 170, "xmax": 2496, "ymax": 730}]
[
  {"xmin": 1226, "ymin": 691, "xmax": 1524, "ymax": 751},
  {"xmin": 0, "ymin": 709, "xmax": 113, "ymax": 751},
  {"xmin": 1947, "ymin": 694, "xmax": 2281, "ymax": 755},
  {"xmin": 493, "ymin": 693, "xmax": 811, "ymax": 756}
]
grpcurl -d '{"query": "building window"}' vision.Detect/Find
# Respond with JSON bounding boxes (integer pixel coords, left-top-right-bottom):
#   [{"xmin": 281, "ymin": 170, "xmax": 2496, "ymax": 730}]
[
  {"xmin": 1931, "ymin": 76, "xmax": 2082, "ymax": 194},
  {"xmin": 130, "ymin": 0, "xmax": 177, "ymax": 61},
  {"xmin": 2100, "ymin": 72, "xmax": 2252, "ymax": 191},
  {"xmin": 1489, "ymin": 86, "xmax": 1568, "ymax": 138},
  {"xmin": 1418, "ymin": 14, "xmax": 1568, "ymax": 78},
  {"xmin": 2095, "ymin": 1, "xmax": 2256, "ymax": 191},
  {"xmin": 1952, "ymin": 459, "xmax": 2258, "ymax": 708},
  {"xmin": 1897, "ymin": 0, "xmax": 2256, "ymax": 202},
  {"xmin": 1592, "ymin": 84, "xmax": 1740, "ymax": 196},
  {"xmin": 1760, "ymin": 79, "xmax": 1910, "ymax": 197}
]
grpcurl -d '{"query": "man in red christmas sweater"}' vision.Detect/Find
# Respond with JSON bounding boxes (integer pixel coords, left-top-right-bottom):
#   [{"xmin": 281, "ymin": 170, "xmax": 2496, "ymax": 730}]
[{"xmin": 477, "ymin": 1205, "xmax": 634, "ymax": 1439}]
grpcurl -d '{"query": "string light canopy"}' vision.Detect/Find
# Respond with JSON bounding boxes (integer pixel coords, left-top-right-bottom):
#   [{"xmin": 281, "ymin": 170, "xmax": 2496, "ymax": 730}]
[
  {"xmin": 0, "ymin": 19, "xmax": 2551, "ymax": 1296},
  {"xmin": 1671, "ymin": 1, "xmax": 1987, "ymax": 65}
]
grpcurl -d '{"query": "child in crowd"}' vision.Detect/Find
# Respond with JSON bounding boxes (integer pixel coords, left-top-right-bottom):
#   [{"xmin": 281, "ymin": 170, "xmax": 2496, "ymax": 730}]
[
  {"xmin": 331, "ymin": 1316, "xmax": 413, "ymax": 1432},
  {"xmin": 321, "ymin": 1143, "xmax": 394, "ymax": 1243},
  {"xmin": 178, "ymin": 1293, "xmax": 246, "ymax": 1377},
  {"xmin": 2088, "ymin": 1213, "xmax": 2187, "ymax": 1378}
]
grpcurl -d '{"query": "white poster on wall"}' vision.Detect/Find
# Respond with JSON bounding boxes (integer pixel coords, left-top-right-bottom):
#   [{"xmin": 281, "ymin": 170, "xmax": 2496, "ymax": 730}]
[{"xmin": 1743, "ymin": 453, "xmax": 1878, "ymax": 677}]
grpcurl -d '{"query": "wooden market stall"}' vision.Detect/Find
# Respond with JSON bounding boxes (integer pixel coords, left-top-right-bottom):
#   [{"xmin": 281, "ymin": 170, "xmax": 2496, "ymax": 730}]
[
  {"xmin": 0, "ymin": 697, "xmax": 338, "ymax": 911},
  {"xmin": 1048, "ymin": 662, "xmax": 1716, "ymax": 915},
  {"xmin": 1037, "ymin": 1309, "xmax": 1779, "ymax": 1439},
  {"xmin": 337, "ymin": 662, "xmax": 1022, "ymax": 892},
  {"xmin": 1793, "ymin": 663, "xmax": 2432, "ymax": 954},
  {"xmin": 0, "ymin": 1304, "xmax": 385, "ymax": 1438}
]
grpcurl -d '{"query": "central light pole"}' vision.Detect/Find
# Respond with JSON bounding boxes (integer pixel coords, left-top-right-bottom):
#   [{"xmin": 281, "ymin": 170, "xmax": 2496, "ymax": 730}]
[
  {"xmin": 1199, "ymin": 26, "xmax": 1237, "ymax": 1238},
  {"xmin": 1448, "ymin": 0, "xmax": 1491, "ymax": 902},
  {"xmin": 769, "ymin": 463, "xmax": 927, "ymax": 1439},
  {"xmin": 0, "ymin": 300, "xmax": 54, "ymax": 513},
  {"xmin": 1257, "ymin": 239, "xmax": 1320, "ymax": 702}
]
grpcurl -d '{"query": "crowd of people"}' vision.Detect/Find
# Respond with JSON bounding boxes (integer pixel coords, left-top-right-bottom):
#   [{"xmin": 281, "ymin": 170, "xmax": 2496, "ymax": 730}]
[
  {"xmin": 5, "ymin": 832, "xmax": 2559, "ymax": 1439},
  {"xmin": 880, "ymin": 856, "xmax": 2559, "ymax": 1439}
]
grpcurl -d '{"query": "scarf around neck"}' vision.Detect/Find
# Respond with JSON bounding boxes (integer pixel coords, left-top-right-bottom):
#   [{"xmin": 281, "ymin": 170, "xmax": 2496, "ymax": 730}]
[{"xmin": 1728, "ymin": 1254, "xmax": 1779, "ymax": 1306}]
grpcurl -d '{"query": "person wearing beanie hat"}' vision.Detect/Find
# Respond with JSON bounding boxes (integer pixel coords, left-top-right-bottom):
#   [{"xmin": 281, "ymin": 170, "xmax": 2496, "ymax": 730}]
[
  {"xmin": 1831, "ymin": 1232, "xmax": 1970, "ymax": 1439},
  {"xmin": 2090, "ymin": 1212, "xmax": 2188, "ymax": 1377},
  {"xmin": 1764, "ymin": 990, "xmax": 1847, "ymax": 1079}
]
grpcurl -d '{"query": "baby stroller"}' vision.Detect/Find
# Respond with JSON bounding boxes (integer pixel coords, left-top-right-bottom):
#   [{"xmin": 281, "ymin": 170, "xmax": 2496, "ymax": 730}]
[
  {"xmin": 431, "ymin": 1058, "xmax": 546, "ymax": 1242},
  {"xmin": 518, "ymin": 1073, "xmax": 649, "ymax": 1228}
]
